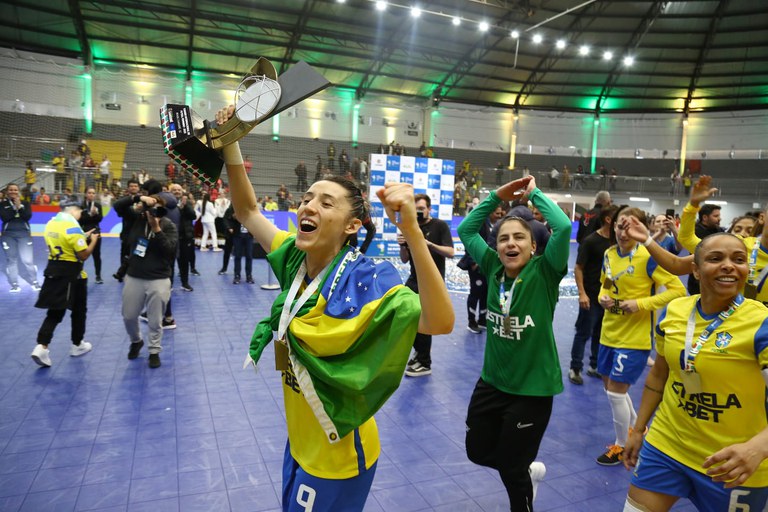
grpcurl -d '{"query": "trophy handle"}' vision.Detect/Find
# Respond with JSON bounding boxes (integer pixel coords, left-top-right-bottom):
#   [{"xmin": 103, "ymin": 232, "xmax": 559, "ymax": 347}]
[{"xmin": 206, "ymin": 57, "xmax": 281, "ymax": 149}]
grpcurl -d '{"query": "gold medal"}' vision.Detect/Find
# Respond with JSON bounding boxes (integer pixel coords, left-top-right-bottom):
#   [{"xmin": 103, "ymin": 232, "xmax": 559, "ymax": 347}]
[
  {"xmin": 744, "ymin": 283, "xmax": 758, "ymax": 300},
  {"xmin": 680, "ymin": 369, "xmax": 703, "ymax": 394},
  {"xmin": 274, "ymin": 339, "xmax": 289, "ymax": 371},
  {"xmin": 602, "ymin": 278, "xmax": 614, "ymax": 290},
  {"xmin": 503, "ymin": 315, "xmax": 511, "ymax": 335}
]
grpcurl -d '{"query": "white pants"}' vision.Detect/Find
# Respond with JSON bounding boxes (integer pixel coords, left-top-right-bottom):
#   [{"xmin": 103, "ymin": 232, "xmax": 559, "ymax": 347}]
[{"xmin": 201, "ymin": 221, "xmax": 218, "ymax": 249}]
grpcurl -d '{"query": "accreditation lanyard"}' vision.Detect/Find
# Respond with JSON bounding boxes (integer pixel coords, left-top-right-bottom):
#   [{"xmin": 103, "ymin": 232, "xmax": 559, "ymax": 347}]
[
  {"xmin": 499, "ymin": 274, "xmax": 519, "ymax": 333},
  {"xmin": 683, "ymin": 294, "xmax": 744, "ymax": 373},
  {"xmin": 603, "ymin": 243, "xmax": 639, "ymax": 283},
  {"xmin": 748, "ymin": 242, "xmax": 768, "ymax": 293}
]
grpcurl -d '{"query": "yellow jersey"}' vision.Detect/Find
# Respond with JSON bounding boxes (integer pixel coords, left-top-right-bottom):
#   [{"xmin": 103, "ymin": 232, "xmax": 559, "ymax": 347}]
[
  {"xmin": 600, "ymin": 244, "xmax": 686, "ymax": 350},
  {"xmin": 44, "ymin": 212, "xmax": 87, "ymax": 278},
  {"xmin": 270, "ymin": 231, "xmax": 380, "ymax": 479},
  {"xmin": 648, "ymin": 296, "xmax": 768, "ymax": 487}
]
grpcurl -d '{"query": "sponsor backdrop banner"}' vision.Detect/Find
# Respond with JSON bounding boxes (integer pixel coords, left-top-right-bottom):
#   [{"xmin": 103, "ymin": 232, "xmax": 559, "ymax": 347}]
[{"xmin": 367, "ymin": 154, "xmax": 455, "ymax": 257}]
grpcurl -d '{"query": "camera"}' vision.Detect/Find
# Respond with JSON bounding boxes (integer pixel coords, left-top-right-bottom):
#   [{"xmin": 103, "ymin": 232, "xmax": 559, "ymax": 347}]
[{"xmin": 147, "ymin": 205, "xmax": 168, "ymax": 218}]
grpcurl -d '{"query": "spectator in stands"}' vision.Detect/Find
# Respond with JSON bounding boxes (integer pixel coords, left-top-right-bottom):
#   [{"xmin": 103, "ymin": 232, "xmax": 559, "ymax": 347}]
[
  {"xmin": 419, "ymin": 141, "xmax": 427, "ymax": 156},
  {"xmin": 561, "ymin": 165, "xmax": 571, "ymax": 189},
  {"xmin": 609, "ymin": 167, "xmax": 618, "ymax": 191},
  {"xmin": 24, "ymin": 161, "xmax": 35, "ymax": 199},
  {"xmin": 52, "ymin": 150, "xmax": 68, "ymax": 193},
  {"xmin": 682, "ymin": 169, "xmax": 692, "ymax": 195},
  {"xmin": 359, "ymin": 157, "xmax": 368, "ymax": 182},
  {"xmin": 243, "ymin": 155, "xmax": 253, "ymax": 174},
  {"xmin": 340, "ymin": 149, "xmax": 349, "ymax": 175},
  {"xmin": 165, "ymin": 158, "xmax": 177, "ymax": 183},
  {"xmin": 294, "ymin": 160, "xmax": 307, "ymax": 191},
  {"xmin": 38, "ymin": 187, "xmax": 51, "ymax": 205},
  {"xmin": 574, "ymin": 164, "xmax": 586, "ymax": 190},
  {"xmin": 99, "ymin": 154, "xmax": 111, "ymax": 191},
  {"xmin": 315, "ymin": 155, "xmax": 323, "ymax": 183},
  {"xmin": 327, "ymin": 142, "xmax": 336, "ymax": 172},
  {"xmin": 76, "ymin": 139, "xmax": 90, "ymax": 158},
  {"xmin": 548, "ymin": 166, "xmax": 559, "ymax": 189},
  {"xmin": 1, "ymin": 183, "xmax": 40, "ymax": 292}
]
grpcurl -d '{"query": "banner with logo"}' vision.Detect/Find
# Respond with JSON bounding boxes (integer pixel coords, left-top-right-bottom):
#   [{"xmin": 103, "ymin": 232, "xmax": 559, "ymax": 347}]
[{"xmin": 367, "ymin": 154, "xmax": 455, "ymax": 257}]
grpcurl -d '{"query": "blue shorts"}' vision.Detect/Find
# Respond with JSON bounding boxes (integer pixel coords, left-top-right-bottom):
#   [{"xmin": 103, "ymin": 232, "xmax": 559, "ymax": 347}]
[
  {"xmin": 631, "ymin": 441, "xmax": 768, "ymax": 512},
  {"xmin": 597, "ymin": 345, "xmax": 649, "ymax": 384},
  {"xmin": 282, "ymin": 440, "xmax": 377, "ymax": 512}
]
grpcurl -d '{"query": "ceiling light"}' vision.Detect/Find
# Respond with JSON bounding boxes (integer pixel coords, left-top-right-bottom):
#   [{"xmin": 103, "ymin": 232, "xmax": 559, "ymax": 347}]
[
  {"xmin": 707, "ymin": 200, "xmax": 728, "ymax": 205},
  {"xmin": 510, "ymin": 30, "xmax": 519, "ymax": 39},
  {"xmin": 410, "ymin": 6, "xmax": 421, "ymax": 18},
  {"xmin": 603, "ymin": 50, "xmax": 613, "ymax": 61},
  {"xmin": 579, "ymin": 45, "xmax": 590, "ymax": 56},
  {"xmin": 623, "ymin": 55, "xmax": 634, "ymax": 66},
  {"xmin": 556, "ymin": 39, "xmax": 566, "ymax": 49},
  {"xmin": 479, "ymin": 21, "xmax": 489, "ymax": 32},
  {"xmin": 336, "ymin": 0, "xmax": 346, "ymax": 3},
  {"xmin": 375, "ymin": 1, "xmax": 387, "ymax": 11},
  {"xmin": 452, "ymin": 16, "xmax": 461, "ymax": 26},
  {"xmin": 532, "ymin": 33, "xmax": 543, "ymax": 44},
  {"xmin": 629, "ymin": 197, "xmax": 650, "ymax": 202}
]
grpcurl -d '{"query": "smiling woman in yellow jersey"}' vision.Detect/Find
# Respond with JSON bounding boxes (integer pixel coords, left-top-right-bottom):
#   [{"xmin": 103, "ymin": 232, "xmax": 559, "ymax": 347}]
[
  {"xmin": 595, "ymin": 207, "xmax": 686, "ymax": 467},
  {"xmin": 622, "ymin": 233, "xmax": 768, "ymax": 512}
]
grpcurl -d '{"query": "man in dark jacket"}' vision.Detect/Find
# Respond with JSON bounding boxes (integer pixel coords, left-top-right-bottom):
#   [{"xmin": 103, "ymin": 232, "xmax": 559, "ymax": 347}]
[
  {"xmin": 577, "ymin": 190, "xmax": 611, "ymax": 244},
  {"xmin": 79, "ymin": 187, "xmax": 104, "ymax": 283},
  {"xmin": 170, "ymin": 183, "xmax": 195, "ymax": 291},
  {"xmin": 113, "ymin": 180, "xmax": 177, "ymax": 368},
  {"xmin": 113, "ymin": 179, "xmax": 141, "ymax": 281},
  {"xmin": 224, "ymin": 204, "xmax": 254, "ymax": 284},
  {"xmin": 1, "ymin": 183, "xmax": 40, "ymax": 292}
]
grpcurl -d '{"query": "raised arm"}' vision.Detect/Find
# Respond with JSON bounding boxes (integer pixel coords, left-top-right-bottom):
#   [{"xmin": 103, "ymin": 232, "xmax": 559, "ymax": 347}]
[
  {"xmin": 378, "ymin": 182, "xmax": 453, "ymax": 335},
  {"xmin": 215, "ymin": 106, "xmax": 279, "ymax": 254},
  {"xmin": 680, "ymin": 175, "xmax": 719, "ymax": 253},
  {"xmin": 623, "ymin": 216, "xmax": 693, "ymax": 276},
  {"xmin": 529, "ymin": 184, "xmax": 571, "ymax": 273}
]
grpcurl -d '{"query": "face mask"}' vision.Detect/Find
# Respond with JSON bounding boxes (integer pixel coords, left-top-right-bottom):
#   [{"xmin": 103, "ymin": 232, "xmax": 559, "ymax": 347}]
[{"xmin": 416, "ymin": 211, "xmax": 425, "ymax": 223}]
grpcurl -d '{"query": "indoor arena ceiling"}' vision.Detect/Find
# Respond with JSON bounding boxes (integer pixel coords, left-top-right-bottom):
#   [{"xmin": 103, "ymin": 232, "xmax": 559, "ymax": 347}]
[{"xmin": 1, "ymin": 0, "xmax": 767, "ymax": 113}]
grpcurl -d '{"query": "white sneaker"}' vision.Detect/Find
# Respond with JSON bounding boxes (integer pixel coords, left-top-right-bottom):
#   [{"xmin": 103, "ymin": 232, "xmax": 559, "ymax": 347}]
[
  {"xmin": 31, "ymin": 344, "xmax": 52, "ymax": 367},
  {"xmin": 529, "ymin": 461, "xmax": 546, "ymax": 502},
  {"xmin": 70, "ymin": 341, "xmax": 93, "ymax": 357}
]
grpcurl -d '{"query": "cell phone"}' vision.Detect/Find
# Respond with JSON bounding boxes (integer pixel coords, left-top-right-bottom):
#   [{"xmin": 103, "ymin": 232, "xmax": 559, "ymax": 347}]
[{"xmin": 665, "ymin": 208, "xmax": 675, "ymax": 218}]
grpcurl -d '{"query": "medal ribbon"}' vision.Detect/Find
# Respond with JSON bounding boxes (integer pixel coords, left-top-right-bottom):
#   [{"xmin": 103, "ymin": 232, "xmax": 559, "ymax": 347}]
[{"xmin": 683, "ymin": 294, "xmax": 744, "ymax": 372}]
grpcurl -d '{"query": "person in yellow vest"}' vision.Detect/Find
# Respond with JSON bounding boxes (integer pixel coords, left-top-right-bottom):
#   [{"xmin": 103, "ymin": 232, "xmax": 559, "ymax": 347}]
[{"xmin": 31, "ymin": 196, "xmax": 100, "ymax": 367}]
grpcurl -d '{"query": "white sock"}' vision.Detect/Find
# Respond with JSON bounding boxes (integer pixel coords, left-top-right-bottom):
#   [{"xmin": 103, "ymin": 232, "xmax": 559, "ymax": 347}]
[
  {"xmin": 626, "ymin": 393, "xmax": 638, "ymax": 427},
  {"xmin": 607, "ymin": 390, "xmax": 630, "ymax": 447}
]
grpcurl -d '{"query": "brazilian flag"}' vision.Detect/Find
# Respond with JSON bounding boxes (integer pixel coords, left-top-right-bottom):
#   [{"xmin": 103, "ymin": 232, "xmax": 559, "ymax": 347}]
[{"xmin": 249, "ymin": 235, "xmax": 421, "ymax": 442}]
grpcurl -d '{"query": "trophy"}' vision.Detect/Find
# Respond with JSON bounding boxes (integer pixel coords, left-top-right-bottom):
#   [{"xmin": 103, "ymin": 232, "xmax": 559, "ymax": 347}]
[{"xmin": 161, "ymin": 58, "xmax": 331, "ymax": 185}]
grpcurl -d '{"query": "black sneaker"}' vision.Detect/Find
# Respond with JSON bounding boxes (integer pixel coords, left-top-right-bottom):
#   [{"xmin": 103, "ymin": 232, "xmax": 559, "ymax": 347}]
[
  {"xmin": 162, "ymin": 318, "xmax": 176, "ymax": 330},
  {"xmin": 95, "ymin": 276, "xmax": 104, "ymax": 284},
  {"xmin": 128, "ymin": 340, "xmax": 144, "ymax": 360},
  {"xmin": 218, "ymin": 269, "xmax": 227, "ymax": 275},
  {"xmin": 596, "ymin": 445, "xmax": 624, "ymax": 466},
  {"xmin": 148, "ymin": 353, "xmax": 161, "ymax": 368},
  {"xmin": 233, "ymin": 276, "xmax": 241, "ymax": 285},
  {"xmin": 467, "ymin": 322, "xmax": 481, "ymax": 334},
  {"xmin": 568, "ymin": 369, "xmax": 583, "ymax": 385},
  {"xmin": 112, "ymin": 273, "xmax": 123, "ymax": 283},
  {"xmin": 246, "ymin": 276, "xmax": 255, "ymax": 284},
  {"xmin": 407, "ymin": 357, "xmax": 418, "ymax": 368},
  {"xmin": 190, "ymin": 269, "xmax": 201, "ymax": 276},
  {"xmin": 586, "ymin": 366, "xmax": 601, "ymax": 378},
  {"xmin": 405, "ymin": 363, "xmax": 432, "ymax": 377},
  {"xmin": 181, "ymin": 283, "xmax": 194, "ymax": 292}
]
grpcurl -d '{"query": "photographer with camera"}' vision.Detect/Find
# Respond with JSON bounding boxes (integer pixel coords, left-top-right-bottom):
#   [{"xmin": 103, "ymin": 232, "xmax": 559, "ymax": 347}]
[{"xmin": 113, "ymin": 179, "xmax": 177, "ymax": 368}]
